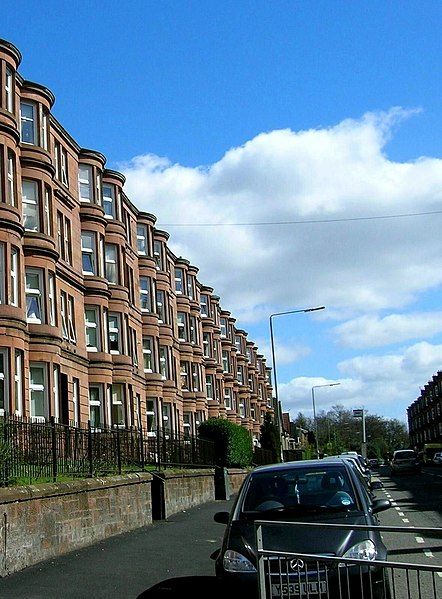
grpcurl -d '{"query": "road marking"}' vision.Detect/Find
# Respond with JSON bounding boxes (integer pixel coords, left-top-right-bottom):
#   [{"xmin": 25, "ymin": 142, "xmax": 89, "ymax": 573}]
[
  {"xmin": 395, "ymin": 507, "xmax": 401, "ymax": 511},
  {"xmin": 402, "ymin": 518, "xmax": 409, "ymax": 523},
  {"xmin": 415, "ymin": 537, "xmax": 425, "ymax": 544},
  {"xmin": 398, "ymin": 511, "xmax": 404, "ymax": 516},
  {"xmin": 391, "ymin": 501, "xmax": 397, "ymax": 506},
  {"xmin": 424, "ymin": 550, "xmax": 434, "ymax": 558},
  {"xmin": 438, "ymin": 572, "xmax": 442, "ymax": 578}
]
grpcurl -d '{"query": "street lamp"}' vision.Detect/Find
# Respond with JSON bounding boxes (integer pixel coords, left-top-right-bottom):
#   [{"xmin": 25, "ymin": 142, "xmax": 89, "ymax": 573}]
[
  {"xmin": 311, "ymin": 383, "xmax": 341, "ymax": 459},
  {"xmin": 269, "ymin": 306, "xmax": 325, "ymax": 455}
]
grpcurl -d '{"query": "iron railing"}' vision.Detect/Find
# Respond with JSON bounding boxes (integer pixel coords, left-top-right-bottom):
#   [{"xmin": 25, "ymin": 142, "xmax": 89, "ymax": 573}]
[
  {"xmin": 0, "ymin": 415, "xmax": 216, "ymax": 486},
  {"xmin": 255, "ymin": 521, "xmax": 442, "ymax": 598}
]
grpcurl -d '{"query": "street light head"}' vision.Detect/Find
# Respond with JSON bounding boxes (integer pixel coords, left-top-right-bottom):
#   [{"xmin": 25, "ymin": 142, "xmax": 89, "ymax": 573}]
[{"xmin": 304, "ymin": 306, "xmax": 325, "ymax": 313}]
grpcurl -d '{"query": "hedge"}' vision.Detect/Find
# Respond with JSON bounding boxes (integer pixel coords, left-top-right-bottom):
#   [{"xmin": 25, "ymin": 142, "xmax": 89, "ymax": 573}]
[{"xmin": 198, "ymin": 418, "xmax": 253, "ymax": 468}]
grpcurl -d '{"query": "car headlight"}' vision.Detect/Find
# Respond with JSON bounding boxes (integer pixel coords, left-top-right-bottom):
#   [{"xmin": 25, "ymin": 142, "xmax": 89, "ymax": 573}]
[
  {"xmin": 342, "ymin": 540, "xmax": 377, "ymax": 561},
  {"xmin": 223, "ymin": 549, "xmax": 257, "ymax": 572}
]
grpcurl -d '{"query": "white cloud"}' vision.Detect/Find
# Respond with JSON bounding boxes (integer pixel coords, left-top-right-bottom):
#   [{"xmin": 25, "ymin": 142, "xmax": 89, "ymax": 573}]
[
  {"xmin": 122, "ymin": 108, "xmax": 442, "ymax": 325},
  {"xmin": 334, "ymin": 311, "xmax": 442, "ymax": 349},
  {"xmin": 279, "ymin": 342, "xmax": 442, "ymax": 420},
  {"xmin": 253, "ymin": 338, "xmax": 311, "ymax": 366}
]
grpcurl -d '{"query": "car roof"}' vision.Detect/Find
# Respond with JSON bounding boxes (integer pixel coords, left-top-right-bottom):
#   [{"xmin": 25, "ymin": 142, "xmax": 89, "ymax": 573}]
[{"xmin": 251, "ymin": 458, "xmax": 350, "ymax": 475}]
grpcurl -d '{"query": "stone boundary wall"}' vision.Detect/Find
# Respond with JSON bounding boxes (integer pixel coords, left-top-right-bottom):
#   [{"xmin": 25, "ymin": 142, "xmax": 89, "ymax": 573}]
[
  {"xmin": 226, "ymin": 468, "xmax": 250, "ymax": 494},
  {"xmin": 158, "ymin": 469, "xmax": 216, "ymax": 519},
  {"xmin": 0, "ymin": 473, "xmax": 153, "ymax": 577}
]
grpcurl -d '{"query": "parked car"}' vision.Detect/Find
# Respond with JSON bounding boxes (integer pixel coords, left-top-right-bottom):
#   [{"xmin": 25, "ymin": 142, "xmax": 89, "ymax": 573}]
[
  {"xmin": 390, "ymin": 449, "xmax": 421, "ymax": 475},
  {"xmin": 433, "ymin": 452, "xmax": 442, "ymax": 465},
  {"xmin": 369, "ymin": 458, "xmax": 380, "ymax": 468},
  {"xmin": 213, "ymin": 458, "xmax": 391, "ymax": 598}
]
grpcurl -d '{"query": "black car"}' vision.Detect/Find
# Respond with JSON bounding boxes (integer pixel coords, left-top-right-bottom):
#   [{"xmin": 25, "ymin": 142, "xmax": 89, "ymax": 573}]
[{"xmin": 213, "ymin": 458, "xmax": 391, "ymax": 598}]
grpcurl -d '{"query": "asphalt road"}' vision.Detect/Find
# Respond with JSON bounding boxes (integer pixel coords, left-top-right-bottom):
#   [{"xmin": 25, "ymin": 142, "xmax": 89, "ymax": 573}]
[{"xmin": 0, "ymin": 467, "xmax": 441, "ymax": 599}]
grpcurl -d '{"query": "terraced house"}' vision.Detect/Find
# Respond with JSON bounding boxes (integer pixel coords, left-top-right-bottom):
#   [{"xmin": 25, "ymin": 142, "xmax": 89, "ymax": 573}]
[{"xmin": 0, "ymin": 38, "xmax": 274, "ymax": 445}]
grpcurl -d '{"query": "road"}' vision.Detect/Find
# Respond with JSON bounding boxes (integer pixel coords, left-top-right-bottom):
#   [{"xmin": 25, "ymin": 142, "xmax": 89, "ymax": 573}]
[
  {"xmin": 375, "ymin": 464, "xmax": 442, "ymax": 598},
  {"xmin": 0, "ymin": 467, "xmax": 440, "ymax": 599}
]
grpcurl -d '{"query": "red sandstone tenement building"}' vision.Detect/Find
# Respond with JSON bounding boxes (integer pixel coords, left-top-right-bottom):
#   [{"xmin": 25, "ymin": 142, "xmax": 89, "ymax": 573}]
[{"xmin": 0, "ymin": 39, "xmax": 274, "ymax": 443}]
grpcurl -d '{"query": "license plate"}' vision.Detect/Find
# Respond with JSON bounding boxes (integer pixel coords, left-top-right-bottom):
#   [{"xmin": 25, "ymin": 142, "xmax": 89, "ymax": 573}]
[{"xmin": 271, "ymin": 581, "xmax": 327, "ymax": 596}]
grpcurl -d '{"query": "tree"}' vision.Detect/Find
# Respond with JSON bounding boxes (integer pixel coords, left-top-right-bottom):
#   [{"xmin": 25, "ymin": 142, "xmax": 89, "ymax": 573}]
[{"xmin": 260, "ymin": 413, "xmax": 281, "ymax": 463}]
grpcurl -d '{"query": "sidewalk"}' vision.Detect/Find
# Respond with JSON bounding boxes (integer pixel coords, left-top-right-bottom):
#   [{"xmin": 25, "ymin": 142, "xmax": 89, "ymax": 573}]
[{"xmin": 0, "ymin": 496, "xmax": 236, "ymax": 599}]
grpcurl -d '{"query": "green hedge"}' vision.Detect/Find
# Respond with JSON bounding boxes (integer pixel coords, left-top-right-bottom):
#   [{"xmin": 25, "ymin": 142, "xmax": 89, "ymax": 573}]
[{"xmin": 198, "ymin": 418, "xmax": 253, "ymax": 467}]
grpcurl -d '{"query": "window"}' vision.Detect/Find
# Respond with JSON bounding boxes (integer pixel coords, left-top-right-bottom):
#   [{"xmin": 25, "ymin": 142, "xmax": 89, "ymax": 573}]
[
  {"xmin": 177, "ymin": 312, "xmax": 187, "ymax": 341},
  {"xmin": 187, "ymin": 275, "xmax": 194, "ymax": 300},
  {"xmin": 89, "ymin": 384, "xmax": 103, "ymax": 429},
  {"xmin": 183, "ymin": 412, "xmax": 192, "ymax": 437},
  {"xmin": 222, "ymin": 350, "xmax": 230, "ymax": 373},
  {"xmin": 235, "ymin": 335, "xmax": 242, "ymax": 353},
  {"xmin": 103, "ymin": 184, "xmax": 116, "ymax": 218},
  {"xmin": 153, "ymin": 241, "xmax": 163, "ymax": 270},
  {"xmin": 111, "ymin": 384, "xmax": 125, "ymax": 427},
  {"xmin": 57, "ymin": 212, "xmax": 72, "ymax": 264},
  {"xmin": 20, "ymin": 102, "xmax": 36, "ymax": 144},
  {"xmin": 29, "ymin": 363, "xmax": 48, "ymax": 421},
  {"xmin": 67, "ymin": 295, "xmax": 76, "ymax": 343},
  {"xmin": 174, "ymin": 268, "xmax": 184, "ymax": 294},
  {"xmin": 203, "ymin": 332, "xmax": 211, "ymax": 358},
  {"xmin": 156, "ymin": 289, "xmax": 165, "ymax": 323},
  {"xmin": 237, "ymin": 366, "xmax": 244, "ymax": 385},
  {"xmin": 60, "ymin": 291, "xmax": 68, "ymax": 339},
  {"xmin": 159, "ymin": 346, "xmax": 169, "ymax": 380},
  {"xmin": 5, "ymin": 67, "xmax": 13, "ymax": 113},
  {"xmin": 206, "ymin": 374, "xmax": 214, "ymax": 399},
  {"xmin": 191, "ymin": 363, "xmax": 200, "ymax": 392},
  {"xmin": 224, "ymin": 388, "xmax": 232, "ymax": 410},
  {"xmin": 140, "ymin": 276, "xmax": 152, "ymax": 312},
  {"xmin": 48, "ymin": 273, "xmax": 56, "ymax": 326},
  {"xmin": 85, "ymin": 307, "xmax": 100, "ymax": 351},
  {"xmin": 81, "ymin": 231, "xmax": 96, "ymax": 275},
  {"xmin": 124, "ymin": 210, "xmax": 132, "ymax": 245},
  {"xmin": 146, "ymin": 399, "xmax": 157, "ymax": 436},
  {"xmin": 163, "ymin": 403, "xmax": 172, "ymax": 435},
  {"xmin": 0, "ymin": 349, "xmax": 7, "ymax": 414},
  {"xmin": 54, "ymin": 142, "xmax": 69, "ymax": 186},
  {"xmin": 7, "ymin": 150, "xmax": 16, "ymax": 206},
  {"xmin": 189, "ymin": 315, "xmax": 197, "ymax": 344},
  {"xmin": 22, "ymin": 180, "xmax": 40, "ymax": 231},
  {"xmin": 78, "ymin": 164, "xmax": 93, "ymax": 202},
  {"xmin": 200, "ymin": 294, "xmax": 209, "ymax": 317},
  {"xmin": 40, "ymin": 106, "xmax": 48, "ymax": 151},
  {"xmin": 25, "ymin": 268, "xmax": 44, "ymax": 323},
  {"xmin": 180, "ymin": 361, "xmax": 190, "ymax": 390},
  {"xmin": 72, "ymin": 378, "xmax": 80, "ymax": 427},
  {"xmin": 105, "ymin": 244, "xmax": 118, "ymax": 284},
  {"xmin": 220, "ymin": 318, "xmax": 227, "ymax": 337},
  {"xmin": 136, "ymin": 224, "xmax": 148, "ymax": 255},
  {"xmin": 129, "ymin": 327, "xmax": 138, "ymax": 367},
  {"xmin": 14, "ymin": 350, "xmax": 23, "ymax": 416},
  {"xmin": 142, "ymin": 336, "xmax": 154, "ymax": 372},
  {"xmin": 108, "ymin": 313, "xmax": 121, "ymax": 354}
]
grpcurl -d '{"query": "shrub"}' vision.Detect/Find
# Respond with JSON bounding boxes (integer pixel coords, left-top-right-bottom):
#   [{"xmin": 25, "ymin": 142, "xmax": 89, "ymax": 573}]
[{"xmin": 198, "ymin": 418, "xmax": 253, "ymax": 468}]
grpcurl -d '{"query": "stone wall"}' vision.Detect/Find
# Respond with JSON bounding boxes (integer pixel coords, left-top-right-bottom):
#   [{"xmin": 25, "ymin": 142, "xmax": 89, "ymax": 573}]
[
  {"xmin": 0, "ymin": 473, "xmax": 153, "ymax": 577},
  {"xmin": 158, "ymin": 469, "xmax": 215, "ymax": 519},
  {"xmin": 226, "ymin": 468, "xmax": 250, "ymax": 494}
]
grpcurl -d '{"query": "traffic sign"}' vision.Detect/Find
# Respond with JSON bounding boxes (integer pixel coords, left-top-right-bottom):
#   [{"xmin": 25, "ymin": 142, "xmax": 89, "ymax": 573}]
[{"xmin": 353, "ymin": 409, "xmax": 364, "ymax": 417}]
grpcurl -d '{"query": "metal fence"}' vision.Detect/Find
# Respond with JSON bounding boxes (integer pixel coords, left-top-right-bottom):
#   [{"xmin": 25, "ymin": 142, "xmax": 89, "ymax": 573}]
[
  {"xmin": 0, "ymin": 415, "xmax": 216, "ymax": 486},
  {"xmin": 255, "ymin": 521, "xmax": 442, "ymax": 599}
]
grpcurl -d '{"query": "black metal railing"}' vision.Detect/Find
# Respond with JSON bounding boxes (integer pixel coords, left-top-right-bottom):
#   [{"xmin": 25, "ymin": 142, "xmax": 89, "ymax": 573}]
[{"xmin": 0, "ymin": 415, "xmax": 216, "ymax": 487}]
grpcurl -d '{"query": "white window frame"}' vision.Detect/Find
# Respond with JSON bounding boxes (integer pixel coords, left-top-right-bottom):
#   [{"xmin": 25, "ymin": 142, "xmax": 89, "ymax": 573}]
[
  {"xmin": 103, "ymin": 183, "xmax": 116, "ymax": 219},
  {"xmin": 189, "ymin": 315, "xmax": 197, "ymax": 344},
  {"xmin": 29, "ymin": 363, "xmax": 48, "ymax": 422},
  {"xmin": 48, "ymin": 273, "xmax": 56, "ymax": 326},
  {"xmin": 220, "ymin": 318, "xmax": 227, "ymax": 337},
  {"xmin": 192, "ymin": 363, "xmax": 200, "ymax": 392},
  {"xmin": 78, "ymin": 164, "xmax": 93, "ymax": 202},
  {"xmin": 60, "ymin": 145, "xmax": 68, "ymax": 186},
  {"xmin": 142, "ymin": 336, "xmax": 153, "ymax": 373},
  {"xmin": 159, "ymin": 346, "xmax": 168, "ymax": 380},
  {"xmin": 89, "ymin": 384, "xmax": 103, "ymax": 430},
  {"xmin": 108, "ymin": 312, "xmax": 121, "ymax": 355},
  {"xmin": 177, "ymin": 312, "xmax": 187, "ymax": 342},
  {"xmin": 187, "ymin": 276, "xmax": 194, "ymax": 300},
  {"xmin": 140, "ymin": 276, "xmax": 152, "ymax": 312},
  {"xmin": 153, "ymin": 241, "xmax": 163, "ymax": 270},
  {"xmin": 105, "ymin": 243, "xmax": 118, "ymax": 284},
  {"xmin": 85, "ymin": 307, "xmax": 100, "ymax": 352},
  {"xmin": 0, "ymin": 348, "xmax": 8, "ymax": 415},
  {"xmin": 53, "ymin": 364, "xmax": 60, "ymax": 421},
  {"xmin": 40, "ymin": 106, "xmax": 48, "ymax": 151},
  {"xmin": 180, "ymin": 361, "xmax": 189, "ymax": 391},
  {"xmin": 44, "ymin": 186, "xmax": 52, "ymax": 236},
  {"xmin": 136, "ymin": 224, "xmax": 147, "ymax": 255},
  {"xmin": 5, "ymin": 67, "xmax": 13, "ymax": 113},
  {"xmin": 111, "ymin": 383, "xmax": 125, "ymax": 427},
  {"xmin": 14, "ymin": 350, "xmax": 23, "ymax": 416},
  {"xmin": 156, "ymin": 289, "xmax": 165, "ymax": 323},
  {"xmin": 20, "ymin": 101, "xmax": 36, "ymax": 145},
  {"xmin": 25, "ymin": 268, "xmax": 44, "ymax": 324},
  {"xmin": 22, "ymin": 179, "xmax": 40, "ymax": 232},
  {"xmin": 67, "ymin": 295, "xmax": 76, "ymax": 343},
  {"xmin": 203, "ymin": 332, "xmax": 211, "ymax": 358},
  {"xmin": 60, "ymin": 291, "xmax": 68, "ymax": 339},
  {"xmin": 200, "ymin": 294, "xmax": 209, "ymax": 318},
  {"xmin": 0, "ymin": 244, "xmax": 4, "ymax": 304},
  {"xmin": 7, "ymin": 150, "xmax": 15, "ymax": 206},
  {"xmin": 222, "ymin": 350, "xmax": 229, "ymax": 373},
  {"xmin": 81, "ymin": 231, "xmax": 96, "ymax": 275},
  {"xmin": 224, "ymin": 387, "xmax": 232, "ymax": 410},
  {"xmin": 205, "ymin": 374, "xmax": 214, "ymax": 399},
  {"xmin": 174, "ymin": 268, "xmax": 184, "ymax": 294},
  {"xmin": 72, "ymin": 377, "xmax": 80, "ymax": 427}
]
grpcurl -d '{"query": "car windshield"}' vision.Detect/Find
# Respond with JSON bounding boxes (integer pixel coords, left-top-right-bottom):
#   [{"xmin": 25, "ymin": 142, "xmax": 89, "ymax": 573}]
[
  {"xmin": 394, "ymin": 451, "xmax": 415, "ymax": 459},
  {"xmin": 242, "ymin": 467, "xmax": 359, "ymax": 515}
]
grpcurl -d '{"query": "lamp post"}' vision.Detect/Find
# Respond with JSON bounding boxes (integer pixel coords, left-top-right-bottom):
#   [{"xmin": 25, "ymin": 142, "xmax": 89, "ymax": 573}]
[
  {"xmin": 311, "ymin": 383, "xmax": 341, "ymax": 459},
  {"xmin": 269, "ymin": 306, "xmax": 325, "ymax": 456}
]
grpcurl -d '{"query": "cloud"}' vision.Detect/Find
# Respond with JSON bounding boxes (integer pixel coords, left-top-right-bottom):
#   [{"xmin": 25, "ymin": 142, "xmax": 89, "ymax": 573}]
[
  {"xmin": 278, "ymin": 342, "xmax": 442, "ymax": 420},
  {"xmin": 334, "ymin": 311, "xmax": 442, "ymax": 349},
  {"xmin": 253, "ymin": 338, "xmax": 311, "ymax": 366},
  {"xmin": 122, "ymin": 108, "xmax": 442, "ymax": 325}
]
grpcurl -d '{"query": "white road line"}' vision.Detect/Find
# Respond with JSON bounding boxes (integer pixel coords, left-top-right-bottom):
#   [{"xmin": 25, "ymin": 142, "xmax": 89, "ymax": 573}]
[
  {"xmin": 424, "ymin": 550, "xmax": 434, "ymax": 558},
  {"xmin": 415, "ymin": 537, "xmax": 425, "ymax": 544},
  {"xmin": 398, "ymin": 512, "xmax": 404, "ymax": 516},
  {"xmin": 402, "ymin": 518, "xmax": 409, "ymax": 523},
  {"xmin": 395, "ymin": 507, "xmax": 401, "ymax": 511},
  {"xmin": 391, "ymin": 501, "xmax": 397, "ymax": 506},
  {"xmin": 437, "ymin": 572, "xmax": 442, "ymax": 578}
]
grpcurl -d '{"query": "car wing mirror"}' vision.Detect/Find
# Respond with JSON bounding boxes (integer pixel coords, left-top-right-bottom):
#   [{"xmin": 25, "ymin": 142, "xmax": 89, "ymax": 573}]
[
  {"xmin": 372, "ymin": 499, "xmax": 391, "ymax": 514},
  {"xmin": 214, "ymin": 511, "xmax": 230, "ymax": 524},
  {"xmin": 370, "ymin": 480, "xmax": 383, "ymax": 491}
]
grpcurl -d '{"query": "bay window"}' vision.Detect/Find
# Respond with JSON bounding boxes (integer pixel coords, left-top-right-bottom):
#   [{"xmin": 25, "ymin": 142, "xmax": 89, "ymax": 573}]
[
  {"xmin": 105, "ymin": 243, "xmax": 118, "ymax": 284},
  {"xmin": 0, "ymin": 244, "xmax": 4, "ymax": 303},
  {"xmin": 25, "ymin": 268, "xmax": 44, "ymax": 323},
  {"xmin": 159, "ymin": 346, "xmax": 169, "ymax": 380},
  {"xmin": 29, "ymin": 363, "xmax": 48, "ymax": 421},
  {"xmin": 174, "ymin": 268, "xmax": 184, "ymax": 294},
  {"xmin": 60, "ymin": 291, "xmax": 68, "ymax": 339},
  {"xmin": 48, "ymin": 273, "xmax": 56, "ymax": 326},
  {"xmin": 222, "ymin": 350, "xmax": 230, "ymax": 373},
  {"xmin": 20, "ymin": 101, "xmax": 36, "ymax": 144},
  {"xmin": 0, "ymin": 349, "xmax": 7, "ymax": 414},
  {"xmin": 206, "ymin": 374, "xmax": 214, "ymax": 399},
  {"xmin": 153, "ymin": 241, "xmax": 163, "ymax": 270},
  {"xmin": 142, "ymin": 336, "xmax": 154, "ymax": 372},
  {"xmin": 140, "ymin": 276, "xmax": 153, "ymax": 312},
  {"xmin": 200, "ymin": 294, "xmax": 209, "ymax": 317},
  {"xmin": 136, "ymin": 224, "xmax": 148, "ymax": 255},
  {"xmin": 103, "ymin": 183, "xmax": 116, "ymax": 218},
  {"xmin": 5, "ymin": 67, "xmax": 13, "ymax": 113},
  {"xmin": 7, "ymin": 150, "xmax": 16, "ymax": 206},
  {"xmin": 177, "ymin": 312, "xmax": 187, "ymax": 341},
  {"xmin": 89, "ymin": 384, "xmax": 103, "ymax": 429},
  {"xmin": 192, "ymin": 363, "xmax": 200, "ymax": 392},
  {"xmin": 224, "ymin": 388, "xmax": 232, "ymax": 410},
  {"xmin": 108, "ymin": 313, "xmax": 121, "ymax": 354},
  {"xmin": 14, "ymin": 350, "xmax": 23, "ymax": 416},
  {"xmin": 180, "ymin": 361, "xmax": 190, "ymax": 391},
  {"xmin": 156, "ymin": 289, "xmax": 165, "ymax": 323},
  {"xmin": 85, "ymin": 307, "xmax": 100, "ymax": 351},
  {"xmin": 111, "ymin": 384, "xmax": 125, "ymax": 427},
  {"xmin": 203, "ymin": 332, "xmax": 211, "ymax": 358},
  {"xmin": 78, "ymin": 164, "xmax": 92, "ymax": 202},
  {"xmin": 22, "ymin": 180, "xmax": 40, "ymax": 231},
  {"xmin": 81, "ymin": 231, "xmax": 96, "ymax": 275},
  {"xmin": 220, "ymin": 318, "xmax": 227, "ymax": 337}
]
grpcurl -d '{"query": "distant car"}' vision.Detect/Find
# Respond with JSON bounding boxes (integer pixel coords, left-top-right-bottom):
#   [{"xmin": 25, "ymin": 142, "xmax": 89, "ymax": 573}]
[
  {"xmin": 433, "ymin": 452, "xmax": 442, "ymax": 465},
  {"xmin": 213, "ymin": 458, "xmax": 391, "ymax": 598},
  {"xmin": 369, "ymin": 458, "xmax": 380, "ymax": 468},
  {"xmin": 390, "ymin": 449, "xmax": 421, "ymax": 475}
]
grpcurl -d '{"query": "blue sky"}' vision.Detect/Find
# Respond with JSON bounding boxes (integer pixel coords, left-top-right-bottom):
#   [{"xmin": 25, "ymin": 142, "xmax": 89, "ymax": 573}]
[{"xmin": 4, "ymin": 1, "xmax": 442, "ymax": 422}]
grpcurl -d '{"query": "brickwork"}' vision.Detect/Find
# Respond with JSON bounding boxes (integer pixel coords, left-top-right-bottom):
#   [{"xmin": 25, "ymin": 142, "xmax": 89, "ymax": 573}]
[{"xmin": 160, "ymin": 469, "xmax": 216, "ymax": 518}]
